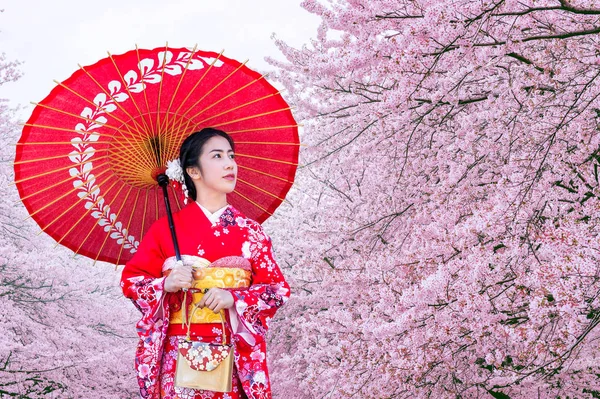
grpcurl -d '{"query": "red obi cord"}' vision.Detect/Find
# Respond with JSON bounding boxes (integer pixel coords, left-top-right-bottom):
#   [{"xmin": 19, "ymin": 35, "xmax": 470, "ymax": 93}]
[{"xmin": 167, "ymin": 322, "xmax": 233, "ymax": 343}]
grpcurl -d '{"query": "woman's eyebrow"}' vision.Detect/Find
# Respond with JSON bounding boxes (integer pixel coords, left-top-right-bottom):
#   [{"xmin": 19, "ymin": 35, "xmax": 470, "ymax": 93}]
[{"xmin": 208, "ymin": 148, "xmax": 234, "ymax": 153}]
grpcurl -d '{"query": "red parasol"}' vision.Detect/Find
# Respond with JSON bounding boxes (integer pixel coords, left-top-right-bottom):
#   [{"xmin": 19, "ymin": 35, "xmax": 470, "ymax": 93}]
[{"xmin": 14, "ymin": 45, "xmax": 299, "ymax": 265}]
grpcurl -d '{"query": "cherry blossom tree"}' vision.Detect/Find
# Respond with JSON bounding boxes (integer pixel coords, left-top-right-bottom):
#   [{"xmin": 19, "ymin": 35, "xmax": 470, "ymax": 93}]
[
  {"xmin": 266, "ymin": 0, "xmax": 600, "ymax": 397},
  {"xmin": 0, "ymin": 42, "xmax": 138, "ymax": 397}
]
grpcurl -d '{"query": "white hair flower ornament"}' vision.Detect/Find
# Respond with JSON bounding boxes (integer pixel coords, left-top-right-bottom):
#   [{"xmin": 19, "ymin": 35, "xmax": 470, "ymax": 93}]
[
  {"xmin": 165, "ymin": 159, "xmax": 184, "ymax": 183},
  {"xmin": 165, "ymin": 158, "xmax": 189, "ymax": 204}
]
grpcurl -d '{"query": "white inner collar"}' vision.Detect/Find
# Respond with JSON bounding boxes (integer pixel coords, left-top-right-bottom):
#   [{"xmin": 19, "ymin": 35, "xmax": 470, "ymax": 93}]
[{"xmin": 196, "ymin": 202, "xmax": 229, "ymax": 224}]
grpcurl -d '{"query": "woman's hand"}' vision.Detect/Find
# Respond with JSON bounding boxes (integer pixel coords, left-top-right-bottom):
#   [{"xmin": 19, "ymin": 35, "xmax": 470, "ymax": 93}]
[
  {"xmin": 164, "ymin": 265, "xmax": 193, "ymax": 293},
  {"xmin": 198, "ymin": 287, "xmax": 234, "ymax": 313}
]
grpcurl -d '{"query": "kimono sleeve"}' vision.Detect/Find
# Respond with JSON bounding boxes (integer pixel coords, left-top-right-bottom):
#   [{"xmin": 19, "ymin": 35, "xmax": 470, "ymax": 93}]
[
  {"xmin": 228, "ymin": 220, "xmax": 291, "ymax": 346},
  {"xmin": 120, "ymin": 219, "xmax": 169, "ymax": 324}
]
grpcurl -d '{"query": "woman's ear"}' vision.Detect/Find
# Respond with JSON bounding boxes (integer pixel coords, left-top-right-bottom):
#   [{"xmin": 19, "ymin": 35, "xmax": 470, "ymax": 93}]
[{"xmin": 186, "ymin": 165, "xmax": 202, "ymax": 180}]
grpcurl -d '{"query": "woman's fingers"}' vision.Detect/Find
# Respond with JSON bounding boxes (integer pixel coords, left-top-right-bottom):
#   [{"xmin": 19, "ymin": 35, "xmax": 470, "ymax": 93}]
[
  {"xmin": 200, "ymin": 288, "xmax": 222, "ymax": 312},
  {"xmin": 181, "ymin": 279, "xmax": 192, "ymax": 289},
  {"xmin": 206, "ymin": 299, "xmax": 217, "ymax": 311},
  {"xmin": 175, "ymin": 266, "xmax": 193, "ymax": 288},
  {"xmin": 197, "ymin": 289, "xmax": 208, "ymax": 307},
  {"xmin": 204, "ymin": 290, "xmax": 217, "ymax": 308},
  {"xmin": 209, "ymin": 300, "xmax": 224, "ymax": 313},
  {"xmin": 180, "ymin": 274, "xmax": 193, "ymax": 286},
  {"xmin": 164, "ymin": 266, "xmax": 194, "ymax": 292},
  {"xmin": 189, "ymin": 288, "xmax": 232, "ymax": 311},
  {"xmin": 212, "ymin": 302, "xmax": 226, "ymax": 313}
]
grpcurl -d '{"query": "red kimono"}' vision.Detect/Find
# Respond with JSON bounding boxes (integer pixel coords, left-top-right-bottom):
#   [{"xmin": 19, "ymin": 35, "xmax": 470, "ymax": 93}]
[{"xmin": 121, "ymin": 203, "xmax": 290, "ymax": 399}]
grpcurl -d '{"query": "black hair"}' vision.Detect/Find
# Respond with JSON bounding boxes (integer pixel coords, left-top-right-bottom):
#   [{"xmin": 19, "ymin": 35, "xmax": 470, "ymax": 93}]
[{"xmin": 179, "ymin": 127, "xmax": 235, "ymax": 201}]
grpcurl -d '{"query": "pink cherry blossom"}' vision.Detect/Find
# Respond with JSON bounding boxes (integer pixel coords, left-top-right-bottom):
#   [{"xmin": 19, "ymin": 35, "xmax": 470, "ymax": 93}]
[{"xmin": 266, "ymin": 0, "xmax": 600, "ymax": 397}]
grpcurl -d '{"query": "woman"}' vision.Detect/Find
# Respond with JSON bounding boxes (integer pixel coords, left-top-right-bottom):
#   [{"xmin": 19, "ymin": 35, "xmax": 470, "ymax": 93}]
[{"xmin": 121, "ymin": 128, "xmax": 290, "ymax": 399}]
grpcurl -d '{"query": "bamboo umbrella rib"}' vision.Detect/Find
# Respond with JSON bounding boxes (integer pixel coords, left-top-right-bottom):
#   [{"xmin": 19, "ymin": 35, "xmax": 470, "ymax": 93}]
[
  {"xmin": 16, "ymin": 140, "xmax": 113, "ymax": 146},
  {"xmin": 28, "ymin": 103, "xmax": 158, "ymax": 169},
  {"xmin": 29, "ymin": 103, "xmax": 128, "ymax": 139},
  {"xmin": 12, "ymin": 155, "xmax": 112, "ymax": 185},
  {"xmin": 169, "ymin": 114, "xmax": 195, "ymax": 139},
  {"xmin": 145, "ymin": 127, "xmax": 162, "ymax": 172},
  {"xmin": 25, "ymin": 167, "xmax": 111, "ymax": 220},
  {"xmin": 107, "ymin": 152, "xmax": 154, "ymax": 180},
  {"xmin": 58, "ymin": 182, "xmax": 130, "ymax": 249},
  {"xmin": 107, "ymin": 51, "xmax": 153, "ymax": 137},
  {"xmin": 169, "ymin": 117, "xmax": 193, "ymax": 151},
  {"xmin": 53, "ymin": 77, "xmax": 147, "ymax": 139},
  {"xmin": 104, "ymin": 172, "xmax": 146, "ymax": 187},
  {"xmin": 170, "ymin": 183, "xmax": 182, "ymax": 211},
  {"xmin": 172, "ymin": 50, "xmax": 224, "ymax": 119},
  {"xmin": 75, "ymin": 109, "xmax": 149, "ymax": 173},
  {"xmin": 161, "ymin": 143, "xmax": 180, "ymax": 169},
  {"xmin": 37, "ymin": 173, "xmax": 119, "ymax": 232},
  {"xmin": 105, "ymin": 163, "xmax": 149, "ymax": 186},
  {"xmin": 165, "ymin": 44, "xmax": 198, "ymax": 117},
  {"xmin": 76, "ymin": 64, "xmax": 149, "ymax": 138},
  {"xmin": 16, "ymin": 168, "xmax": 108, "ymax": 204},
  {"xmin": 171, "ymin": 119, "xmax": 191, "ymax": 161},
  {"xmin": 13, "ymin": 149, "xmax": 98, "ymax": 165},
  {"xmin": 211, "ymin": 107, "xmax": 292, "ymax": 128},
  {"xmin": 162, "ymin": 44, "xmax": 199, "ymax": 148},
  {"xmin": 183, "ymin": 73, "xmax": 267, "ymax": 122},
  {"xmin": 166, "ymin": 118, "xmax": 195, "ymax": 160},
  {"xmin": 72, "ymin": 205, "xmax": 108, "ymax": 254},
  {"xmin": 169, "ymin": 123, "xmax": 298, "ymax": 154},
  {"xmin": 107, "ymin": 145, "xmax": 157, "ymax": 180},
  {"xmin": 135, "ymin": 44, "xmax": 156, "ymax": 136},
  {"xmin": 161, "ymin": 119, "xmax": 192, "ymax": 160},
  {"xmin": 15, "ymin": 137, "xmax": 157, "ymax": 176},
  {"xmin": 237, "ymin": 164, "xmax": 295, "ymax": 184},
  {"xmin": 115, "ymin": 177, "xmax": 152, "ymax": 188},
  {"xmin": 140, "ymin": 187, "xmax": 150, "ymax": 239},
  {"xmin": 119, "ymin": 126, "xmax": 161, "ymax": 173},
  {"xmin": 227, "ymin": 125, "xmax": 298, "ymax": 134},
  {"xmin": 115, "ymin": 187, "xmax": 142, "ymax": 265},
  {"xmin": 155, "ymin": 43, "xmax": 169, "ymax": 170},
  {"xmin": 160, "ymin": 118, "xmax": 188, "ymax": 161},
  {"xmin": 232, "ymin": 189, "xmax": 272, "ymax": 216},
  {"xmin": 169, "ymin": 52, "xmax": 226, "ymax": 141},
  {"xmin": 118, "ymin": 116, "xmax": 159, "ymax": 172},
  {"xmin": 112, "ymin": 177, "xmax": 160, "ymax": 189},
  {"xmin": 21, "ymin": 122, "xmax": 118, "ymax": 141},
  {"xmin": 236, "ymin": 153, "xmax": 298, "ymax": 166},
  {"xmin": 155, "ymin": 186, "xmax": 159, "ymax": 222},
  {"xmin": 105, "ymin": 152, "xmax": 159, "ymax": 185},
  {"xmin": 236, "ymin": 177, "xmax": 285, "ymax": 201},
  {"xmin": 177, "ymin": 59, "xmax": 249, "ymax": 126},
  {"xmin": 91, "ymin": 184, "xmax": 134, "ymax": 261},
  {"xmin": 194, "ymin": 92, "xmax": 279, "ymax": 125}
]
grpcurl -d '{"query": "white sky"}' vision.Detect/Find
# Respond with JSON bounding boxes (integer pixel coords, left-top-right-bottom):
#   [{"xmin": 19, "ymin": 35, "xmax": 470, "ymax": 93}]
[{"xmin": 0, "ymin": 0, "xmax": 321, "ymax": 119}]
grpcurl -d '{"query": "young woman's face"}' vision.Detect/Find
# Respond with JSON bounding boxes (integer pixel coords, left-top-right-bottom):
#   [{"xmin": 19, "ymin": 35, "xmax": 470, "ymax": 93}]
[{"xmin": 188, "ymin": 135, "xmax": 237, "ymax": 195}]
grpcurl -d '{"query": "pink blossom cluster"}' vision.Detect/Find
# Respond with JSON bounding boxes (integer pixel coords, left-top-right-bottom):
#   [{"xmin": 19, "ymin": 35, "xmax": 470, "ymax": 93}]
[
  {"xmin": 0, "ymin": 47, "xmax": 139, "ymax": 398},
  {"xmin": 266, "ymin": 0, "xmax": 600, "ymax": 397}
]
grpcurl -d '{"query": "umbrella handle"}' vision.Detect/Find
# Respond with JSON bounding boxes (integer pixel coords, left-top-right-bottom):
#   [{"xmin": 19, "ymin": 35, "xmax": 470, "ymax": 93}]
[{"xmin": 157, "ymin": 174, "xmax": 182, "ymax": 262}]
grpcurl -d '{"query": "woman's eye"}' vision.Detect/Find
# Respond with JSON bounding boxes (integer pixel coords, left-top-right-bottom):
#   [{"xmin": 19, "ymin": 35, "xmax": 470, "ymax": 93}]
[
  {"xmin": 230, "ymin": 154, "xmax": 235, "ymax": 159},
  {"xmin": 214, "ymin": 154, "xmax": 221, "ymax": 158}
]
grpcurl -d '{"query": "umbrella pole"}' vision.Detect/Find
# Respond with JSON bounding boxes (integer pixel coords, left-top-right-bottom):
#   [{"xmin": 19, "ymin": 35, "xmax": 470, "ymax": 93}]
[{"xmin": 157, "ymin": 174, "xmax": 182, "ymax": 262}]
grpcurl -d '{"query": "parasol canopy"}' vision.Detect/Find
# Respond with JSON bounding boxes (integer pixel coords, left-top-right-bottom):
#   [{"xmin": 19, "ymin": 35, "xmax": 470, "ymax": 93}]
[{"xmin": 14, "ymin": 45, "xmax": 299, "ymax": 265}]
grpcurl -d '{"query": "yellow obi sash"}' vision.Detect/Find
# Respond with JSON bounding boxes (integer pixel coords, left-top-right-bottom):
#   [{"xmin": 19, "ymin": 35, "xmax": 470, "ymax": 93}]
[{"xmin": 163, "ymin": 255, "xmax": 252, "ymax": 325}]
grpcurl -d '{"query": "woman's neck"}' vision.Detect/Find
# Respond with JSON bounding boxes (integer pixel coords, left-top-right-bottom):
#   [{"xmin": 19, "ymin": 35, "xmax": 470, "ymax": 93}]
[{"xmin": 195, "ymin": 192, "xmax": 228, "ymax": 213}]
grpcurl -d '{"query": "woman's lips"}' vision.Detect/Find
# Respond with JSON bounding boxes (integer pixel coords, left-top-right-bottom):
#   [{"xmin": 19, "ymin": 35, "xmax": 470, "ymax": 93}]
[{"xmin": 223, "ymin": 174, "xmax": 235, "ymax": 181}]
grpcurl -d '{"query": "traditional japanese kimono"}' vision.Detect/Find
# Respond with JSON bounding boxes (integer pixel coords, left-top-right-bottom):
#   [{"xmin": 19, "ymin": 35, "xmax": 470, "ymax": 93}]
[{"xmin": 121, "ymin": 202, "xmax": 290, "ymax": 399}]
